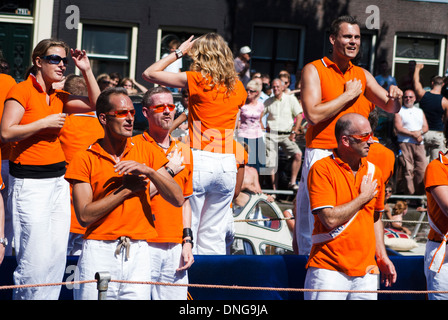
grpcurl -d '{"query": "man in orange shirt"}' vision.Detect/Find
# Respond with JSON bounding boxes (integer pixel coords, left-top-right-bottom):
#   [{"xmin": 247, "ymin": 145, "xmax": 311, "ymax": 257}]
[
  {"xmin": 134, "ymin": 86, "xmax": 194, "ymax": 300},
  {"xmin": 423, "ymin": 130, "xmax": 448, "ymax": 299},
  {"xmin": 295, "ymin": 15, "xmax": 403, "ymax": 255},
  {"xmin": 65, "ymin": 88, "xmax": 183, "ymax": 300},
  {"xmin": 305, "ymin": 113, "xmax": 396, "ymax": 300}
]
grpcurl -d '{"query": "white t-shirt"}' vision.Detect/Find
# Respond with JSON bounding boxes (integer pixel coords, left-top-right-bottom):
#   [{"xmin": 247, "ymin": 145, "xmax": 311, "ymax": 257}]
[
  {"xmin": 397, "ymin": 105, "xmax": 424, "ymax": 144},
  {"xmin": 162, "ymin": 53, "xmax": 183, "ymax": 73}
]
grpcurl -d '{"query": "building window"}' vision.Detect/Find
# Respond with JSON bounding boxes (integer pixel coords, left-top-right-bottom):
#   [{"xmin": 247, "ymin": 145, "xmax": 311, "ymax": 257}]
[
  {"xmin": 156, "ymin": 27, "xmax": 214, "ymax": 74},
  {"xmin": 78, "ymin": 23, "xmax": 138, "ymax": 78},
  {"xmin": 393, "ymin": 34, "xmax": 446, "ymax": 89},
  {"xmin": 250, "ymin": 24, "xmax": 304, "ymax": 82}
]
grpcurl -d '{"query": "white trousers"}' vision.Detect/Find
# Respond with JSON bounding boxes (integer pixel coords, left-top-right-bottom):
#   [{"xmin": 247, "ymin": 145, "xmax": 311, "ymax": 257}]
[
  {"xmin": 10, "ymin": 175, "xmax": 70, "ymax": 300},
  {"xmin": 190, "ymin": 149, "xmax": 237, "ymax": 255},
  {"xmin": 424, "ymin": 240, "xmax": 448, "ymax": 300},
  {"xmin": 295, "ymin": 148, "xmax": 332, "ymax": 255},
  {"xmin": 148, "ymin": 242, "xmax": 188, "ymax": 300},
  {"xmin": 304, "ymin": 267, "xmax": 378, "ymax": 300},
  {"xmin": 74, "ymin": 239, "xmax": 152, "ymax": 300}
]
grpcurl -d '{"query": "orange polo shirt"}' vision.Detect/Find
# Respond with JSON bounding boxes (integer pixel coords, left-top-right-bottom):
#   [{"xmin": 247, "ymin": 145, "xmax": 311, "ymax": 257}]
[
  {"xmin": 5, "ymin": 74, "xmax": 69, "ymax": 165},
  {"xmin": 424, "ymin": 152, "xmax": 448, "ymax": 242},
  {"xmin": 59, "ymin": 112, "xmax": 105, "ymax": 235},
  {"xmin": 0, "ymin": 74, "xmax": 16, "ymax": 162},
  {"xmin": 186, "ymin": 71, "xmax": 247, "ymax": 153},
  {"xmin": 367, "ymin": 137, "xmax": 395, "ymax": 184},
  {"xmin": 305, "ymin": 57, "xmax": 374, "ymax": 149},
  {"xmin": 134, "ymin": 131, "xmax": 193, "ymax": 243},
  {"xmin": 65, "ymin": 137, "xmax": 168, "ymax": 241},
  {"xmin": 307, "ymin": 153, "xmax": 385, "ymax": 276}
]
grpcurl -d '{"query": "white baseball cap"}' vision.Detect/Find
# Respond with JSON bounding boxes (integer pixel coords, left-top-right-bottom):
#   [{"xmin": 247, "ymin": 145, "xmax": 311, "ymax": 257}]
[{"xmin": 240, "ymin": 46, "xmax": 251, "ymax": 54}]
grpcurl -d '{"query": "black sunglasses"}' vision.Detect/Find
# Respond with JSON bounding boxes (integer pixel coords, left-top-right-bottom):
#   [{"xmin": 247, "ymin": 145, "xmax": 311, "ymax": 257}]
[{"xmin": 40, "ymin": 54, "xmax": 68, "ymax": 66}]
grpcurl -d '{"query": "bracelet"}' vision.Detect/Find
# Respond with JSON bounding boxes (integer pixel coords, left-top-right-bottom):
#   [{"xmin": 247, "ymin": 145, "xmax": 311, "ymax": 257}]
[
  {"xmin": 175, "ymin": 49, "xmax": 183, "ymax": 59},
  {"xmin": 291, "ymin": 131, "xmax": 296, "ymax": 135},
  {"xmin": 165, "ymin": 166, "xmax": 175, "ymax": 177},
  {"xmin": 182, "ymin": 239, "xmax": 193, "ymax": 248},
  {"xmin": 183, "ymin": 227, "xmax": 193, "ymax": 240}
]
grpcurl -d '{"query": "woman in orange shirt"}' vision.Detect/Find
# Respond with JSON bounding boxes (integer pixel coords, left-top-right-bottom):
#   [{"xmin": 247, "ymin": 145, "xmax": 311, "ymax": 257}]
[
  {"xmin": 0, "ymin": 39, "xmax": 100, "ymax": 300},
  {"xmin": 143, "ymin": 33, "xmax": 247, "ymax": 254}
]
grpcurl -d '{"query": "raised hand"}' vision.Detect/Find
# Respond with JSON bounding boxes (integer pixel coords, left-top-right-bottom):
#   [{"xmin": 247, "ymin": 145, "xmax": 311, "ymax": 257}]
[{"xmin": 70, "ymin": 48, "xmax": 91, "ymax": 72}]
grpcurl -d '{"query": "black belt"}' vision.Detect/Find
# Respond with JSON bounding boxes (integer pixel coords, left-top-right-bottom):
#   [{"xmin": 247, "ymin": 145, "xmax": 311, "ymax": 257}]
[{"xmin": 268, "ymin": 131, "xmax": 291, "ymax": 135}]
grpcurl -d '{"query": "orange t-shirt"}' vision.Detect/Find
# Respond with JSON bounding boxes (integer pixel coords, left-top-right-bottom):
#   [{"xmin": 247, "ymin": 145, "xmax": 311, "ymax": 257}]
[
  {"xmin": 186, "ymin": 71, "xmax": 247, "ymax": 153},
  {"xmin": 424, "ymin": 152, "xmax": 448, "ymax": 242},
  {"xmin": 0, "ymin": 74, "xmax": 17, "ymax": 162},
  {"xmin": 134, "ymin": 132, "xmax": 193, "ymax": 243},
  {"xmin": 305, "ymin": 57, "xmax": 374, "ymax": 149},
  {"xmin": 307, "ymin": 154, "xmax": 385, "ymax": 276},
  {"xmin": 5, "ymin": 75, "xmax": 69, "ymax": 165},
  {"xmin": 59, "ymin": 112, "xmax": 105, "ymax": 235},
  {"xmin": 367, "ymin": 137, "xmax": 395, "ymax": 184},
  {"xmin": 64, "ymin": 137, "xmax": 168, "ymax": 241}
]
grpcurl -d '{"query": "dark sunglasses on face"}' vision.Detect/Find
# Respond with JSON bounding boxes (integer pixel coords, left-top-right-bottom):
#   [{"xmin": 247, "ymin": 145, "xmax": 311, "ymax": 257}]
[
  {"xmin": 40, "ymin": 54, "xmax": 68, "ymax": 66},
  {"xmin": 106, "ymin": 109, "xmax": 136, "ymax": 118},
  {"xmin": 150, "ymin": 103, "xmax": 176, "ymax": 113}
]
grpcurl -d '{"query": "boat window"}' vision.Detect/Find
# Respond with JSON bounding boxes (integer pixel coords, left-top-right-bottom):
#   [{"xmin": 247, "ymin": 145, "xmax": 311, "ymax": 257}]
[
  {"xmin": 231, "ymin": 238, "xmax": 255, "ymax": 255},
  {"xmin": 260, "ymin": 243, "xmax": 294, "ymax": 255},
  {"xmin": 247, "ymin": 200, "xmax": 281, "ymax": 231}
]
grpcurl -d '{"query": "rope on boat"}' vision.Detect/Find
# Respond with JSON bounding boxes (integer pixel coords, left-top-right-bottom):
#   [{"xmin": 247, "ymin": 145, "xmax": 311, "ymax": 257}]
[{"xmin": 0, "ymin": 278, "xmax": 444, "ymax": 297}]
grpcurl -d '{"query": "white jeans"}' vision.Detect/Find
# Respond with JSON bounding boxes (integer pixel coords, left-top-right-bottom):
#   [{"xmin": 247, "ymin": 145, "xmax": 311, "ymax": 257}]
[
  {"xmin": 74, "ymin": 239, "xmax": 152, "ymax": 300},
  {"xmin": 424, "ymin": 240, "xmax": 448, "ymax": 300},
  {"xmin": 10, "ymin": 175, "xmax": 70, "ymax": 300},
  {"xmin": 190, "ymin": 149, "xmax": 237, "ymax": 255},
  {"xmin": 295, "ymin": 148, "xmax": 332, "ymax": 255},
  {"xmin": 304, "ymin": 267, "xmax": 378, "ymax": 300},
  {"xmin": 148, "ymin": 242, "xmax": 188, "ymax": 300}
]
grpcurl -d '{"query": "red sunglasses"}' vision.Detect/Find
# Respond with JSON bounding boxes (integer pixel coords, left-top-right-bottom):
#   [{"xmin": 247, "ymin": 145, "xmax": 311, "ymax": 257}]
[
  {"xmin": 106, "ymin": 109, "xmax": 136, "ymax": 118},
  {"xmin": 347, "ymin": 131, "xmax": 373, "ymax": 142},
  {"xmin": 150, "ymin": 103, "xmax": 176, "ymax": 113}
]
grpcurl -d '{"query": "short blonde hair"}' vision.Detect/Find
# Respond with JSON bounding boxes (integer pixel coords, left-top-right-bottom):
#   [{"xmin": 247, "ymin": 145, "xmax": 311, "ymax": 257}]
[{"xmin": 246, "ymin": 79, "xmax": 262, "ymax": 92}]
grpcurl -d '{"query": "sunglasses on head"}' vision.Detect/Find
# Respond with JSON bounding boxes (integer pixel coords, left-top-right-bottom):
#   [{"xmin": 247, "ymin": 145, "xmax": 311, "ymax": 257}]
[
  {"xmin": 106, "ymin": 109, "xmax": 136, "ymax": 118},
  {"xmin": 40, "ymin": 54, "xmax": 68, "ymax": 66},
  {"xmin": 150, "ymin": 103, "xmax": 176, "ymax": 113},
  {"xmin": 347, "ymin": 131, "xmax": 373, "ymax": 142}
]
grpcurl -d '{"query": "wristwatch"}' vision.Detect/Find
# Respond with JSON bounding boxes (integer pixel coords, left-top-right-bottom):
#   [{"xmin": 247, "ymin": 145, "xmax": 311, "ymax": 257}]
[
  {"xmin": 175, "ymin": 49, "xmax": 183, "ymax": 59},
  {"xmin": 0, "ymin": 237, "xmax": 8, "ymax": 247}
]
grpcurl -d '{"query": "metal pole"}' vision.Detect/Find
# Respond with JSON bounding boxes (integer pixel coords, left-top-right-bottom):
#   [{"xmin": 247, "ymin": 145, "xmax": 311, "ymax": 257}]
[{"xmin": 95, "ymin": 271, "xmax": 111, "ymax": 300}]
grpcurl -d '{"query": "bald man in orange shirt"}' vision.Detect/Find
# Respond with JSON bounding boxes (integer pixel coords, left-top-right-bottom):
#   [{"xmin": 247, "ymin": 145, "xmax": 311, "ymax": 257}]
[{"xmin": 305, "ymin": 113, "xmax": 396, "ymax": 300}]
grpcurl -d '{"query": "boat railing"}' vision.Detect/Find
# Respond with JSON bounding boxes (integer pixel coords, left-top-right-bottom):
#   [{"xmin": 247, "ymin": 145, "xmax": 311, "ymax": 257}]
[{"xmin": 261, "ymin": 190, "xmax": 428, "ymax": 240}]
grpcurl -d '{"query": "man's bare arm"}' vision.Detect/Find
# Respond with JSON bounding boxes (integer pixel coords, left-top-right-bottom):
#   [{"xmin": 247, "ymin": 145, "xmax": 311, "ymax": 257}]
[{"xmin": 301, "ymin": 63, "xmax": 363, "ymax": 125}]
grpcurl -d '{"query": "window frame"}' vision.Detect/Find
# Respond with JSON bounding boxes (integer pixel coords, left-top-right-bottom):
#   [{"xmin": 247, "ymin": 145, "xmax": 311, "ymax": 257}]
[
  {"xmin": 392, "ymin": 33, "xmax": 446, "ymax": 78},
  {"xmin": 76, "ymin": 20, "xmax": 138, "ymax": 79},
  {"xmin": 250, "ymin": 22, "xmax": 305, "ymax": 79}
]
